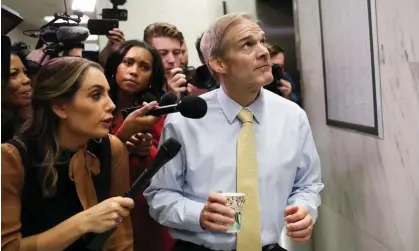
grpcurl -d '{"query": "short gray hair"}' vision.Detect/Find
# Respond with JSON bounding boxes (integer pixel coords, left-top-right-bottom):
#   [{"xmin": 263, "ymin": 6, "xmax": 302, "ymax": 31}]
[{"xmin": 200, "ymin": 13, "xmax": 255, "ymax": 76}]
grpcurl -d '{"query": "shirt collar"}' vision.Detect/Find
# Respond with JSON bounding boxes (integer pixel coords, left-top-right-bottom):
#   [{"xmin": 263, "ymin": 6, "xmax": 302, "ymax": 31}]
[{"xmin": 217, "ymin": 85, "xmax": 265, "ymax": 124}]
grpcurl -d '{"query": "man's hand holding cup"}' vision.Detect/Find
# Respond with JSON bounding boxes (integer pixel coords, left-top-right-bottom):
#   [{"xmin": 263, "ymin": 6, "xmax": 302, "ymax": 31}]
[{"xmin": 200, "ymin": 193, "xmax": 236, "ymax": 232}]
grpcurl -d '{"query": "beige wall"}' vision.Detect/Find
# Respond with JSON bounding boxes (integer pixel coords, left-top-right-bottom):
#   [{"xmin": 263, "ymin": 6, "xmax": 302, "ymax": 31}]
[
  {"xmin": 96, "ymin": 0, "xmax": 256, "ymax": 67},
  {"xmin": 8, "ymin": 27, "xmax": 38, "ymax": 49},
  {"xmin": 295, "ymin": 0, "xmax": 419, "ymax": 250}
]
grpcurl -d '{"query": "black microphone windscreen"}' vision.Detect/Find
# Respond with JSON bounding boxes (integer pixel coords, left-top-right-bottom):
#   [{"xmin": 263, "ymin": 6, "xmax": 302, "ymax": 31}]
[
  {"xmin": 125, "ymin": 137, "xmax": 181, "ymax": 199},
  {"xmin": 178, "ymin": 96, "xmax": 208, "ymax": 119},
  {"xmin": 159, "ymin": 92, "xmax": 178, "ymax": 106},
  {"xmin": 56, "ymin": 26, "xmax": 90, "ymax": 42},
  {"xmin": 161, "ymin": 138, "xmax": 182, "ymax": 158}
]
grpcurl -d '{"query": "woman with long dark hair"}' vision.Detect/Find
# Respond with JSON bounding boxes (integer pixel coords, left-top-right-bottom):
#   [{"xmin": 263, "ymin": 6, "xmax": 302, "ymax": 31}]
[
  {"xmin": 1, "ymin": 57, "xmax": 156, "ymax": 251},
  {"xmin": 105, "ymin": 40, "xmax": 165, "ymax": 146},
  {"xmin": 104, "ymin": 40, "xmax": 174, "ymax": 251}
]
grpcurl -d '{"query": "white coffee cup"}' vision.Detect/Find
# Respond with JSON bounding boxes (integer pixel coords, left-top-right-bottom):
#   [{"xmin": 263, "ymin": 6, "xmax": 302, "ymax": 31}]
[{"xmin": 221, "ymin": 192, "xmax": 246, "ymax": 233}]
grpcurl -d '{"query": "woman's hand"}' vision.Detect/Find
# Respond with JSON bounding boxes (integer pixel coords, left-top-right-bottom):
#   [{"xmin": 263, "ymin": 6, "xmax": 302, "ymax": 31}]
[
  {"xmin": 116, "ymin": 102, "xmax": 160, "ymax": 142},
  {"xmin": 126, "ymin": 133, "xmax": 153, "ymax": 157},
  {"xmin": 106, "ymin": 28, "xmax": 125, "ymax": 49},
  {"xmin": 81, "ymin": 197, "xmax": 134, "ymax": 234}
]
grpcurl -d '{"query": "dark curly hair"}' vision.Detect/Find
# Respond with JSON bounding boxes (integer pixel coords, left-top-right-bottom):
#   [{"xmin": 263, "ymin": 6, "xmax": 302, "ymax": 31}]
[{"xmin": 11, "ymin": 42, "xmax": 31, "ymax": 67}]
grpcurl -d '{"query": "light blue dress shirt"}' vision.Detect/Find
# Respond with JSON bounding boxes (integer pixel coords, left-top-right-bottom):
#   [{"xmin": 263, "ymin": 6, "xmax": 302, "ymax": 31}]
[{"xmin": 144, "ymin": 86, "xmax": 324, "ymax": 250}]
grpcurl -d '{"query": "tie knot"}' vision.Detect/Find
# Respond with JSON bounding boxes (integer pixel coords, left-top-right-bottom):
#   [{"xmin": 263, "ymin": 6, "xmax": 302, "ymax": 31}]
[{"xmin": 237, "ymin": 109, "xmax": 254, "ymax": 123}]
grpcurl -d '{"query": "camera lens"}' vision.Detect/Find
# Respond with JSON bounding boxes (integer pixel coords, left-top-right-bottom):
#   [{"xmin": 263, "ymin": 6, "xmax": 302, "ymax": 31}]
[
  {"xmin": 182, "ymin": 66, "xmax": 196, "ymax": 84},
  {"xmin": 194, "ymin": 65, "xmax": 217, "ymax": 90}
]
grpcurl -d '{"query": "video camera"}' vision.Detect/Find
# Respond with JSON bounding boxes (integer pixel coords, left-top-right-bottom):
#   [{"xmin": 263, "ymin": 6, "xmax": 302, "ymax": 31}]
[
  {"xmin": 84, "ymin": 0, "xmax": 127, "ymax": 38},
  {"xmin": 102, "ymin": 0, "xmax": 128, "ymax": 21},
  {"xmin": 25, "ymin": 12, "xmax": 89, "ymax": 56},
  {"xmin": 182, "ymin": 65, "xmax": 218, "ymax": 91},
  {"xmin": 19, "ymin": 11, "xmax": 91, "ymax": 76},
  {"xmin": 86, "ymin": 0, "xmax": 128, "ymax": 38},
  {"xmin": 264, "ymin": 63, "xmax": 284, "ymax": 96}
]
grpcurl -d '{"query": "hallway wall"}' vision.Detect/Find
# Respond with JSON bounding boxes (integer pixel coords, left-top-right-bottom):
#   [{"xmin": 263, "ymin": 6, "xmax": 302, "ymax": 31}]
[
  {"xmin": 8, "ymin": 27, "xmax": 38, "ymax": 48},
  {"xmin": 257, "ymin": 0, "xmax": 299, "ymax": 92},
  {"xmin": 96, "ymin": 0, "xmax": 256, "ymax": 67},
  {"xmin": 295, "ymin": 0, "xmax": 419, "ymax": 250}
]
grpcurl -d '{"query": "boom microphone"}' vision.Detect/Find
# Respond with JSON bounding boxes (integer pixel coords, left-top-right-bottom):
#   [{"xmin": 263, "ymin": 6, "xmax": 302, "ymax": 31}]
[
  {"xmin": 124, "ymin": 137, "xmax": 182, "ymax": 197},
  {"xmin": 26, "ymin": 26, "xmax": 90, "ymax": 44},
  {"xmin": 86, "ymin": 138, "xmax": 182, "ymax": 251},
  {"xmin": 146, "ymin": 96, "xmax": 207, "ymax": 118},
  {"xmin": 56, "ymin": 26, "xmax": 90, "ymax": 43}
]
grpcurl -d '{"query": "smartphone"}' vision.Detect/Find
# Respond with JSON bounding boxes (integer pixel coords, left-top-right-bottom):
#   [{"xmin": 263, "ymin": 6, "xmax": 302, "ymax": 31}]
[{"xmin": 87, "ymin": 19, "xmax": 119, "ymax": 35}]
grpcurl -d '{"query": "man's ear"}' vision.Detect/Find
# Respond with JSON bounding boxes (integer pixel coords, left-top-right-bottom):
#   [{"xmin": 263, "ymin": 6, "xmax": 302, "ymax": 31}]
[
  {"xmin": 209, "ymin": 57, "xmax": 228, "ymax": 75},
  {"xmin": 51, "ymin": 102, "xmax": 68, "ymax": 120}
]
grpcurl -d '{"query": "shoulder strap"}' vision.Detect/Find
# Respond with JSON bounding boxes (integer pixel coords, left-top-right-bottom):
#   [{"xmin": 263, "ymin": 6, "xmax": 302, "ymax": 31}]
[
  {"xmin": 7, "ymin": 138, "xmax": 30, "ymax": 168},
  {"xmin": 89, "ymin": 136, "xmax": 112, "ymax": 203}
]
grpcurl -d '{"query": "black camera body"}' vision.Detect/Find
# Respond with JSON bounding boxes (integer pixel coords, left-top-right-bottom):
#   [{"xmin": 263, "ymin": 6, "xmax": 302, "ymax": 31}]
[
  {"xmin": 182, "ymin": 65, "xmax": 218, "ymax": 91},
  {"xmin": 271, "ymin": 63, "xmax": 283, "ymax": 81},
  {"xmin": 102, "ymin": 0, "xmax": 128, "ymax": 21},
  {"xmin": 264, "ymin": 63, "xmax": 284, "ymax": 96},
  {"xmin": 25, "ymin": 12, "xmax": 85, "ymax": 46},
  {"xmin": 102, "ymin": 8, "xmax": 128, "ymax": 21}
]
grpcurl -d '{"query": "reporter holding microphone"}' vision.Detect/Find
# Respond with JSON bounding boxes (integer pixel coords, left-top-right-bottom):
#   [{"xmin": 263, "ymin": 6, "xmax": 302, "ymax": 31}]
[
  {"xmin": 1, "ymin": 57, "xmax": 157, "ymax": 251},
  {"xmin": 145, "ymin": 13, "xmax": 323, "ymax": 251},
  {"xmin": 105, "ymin": 40, "xmax": 165, "ymax": 146},
  {"xmin": 104, "ymin": 39, "xmax": 176, "ymax": 251}
]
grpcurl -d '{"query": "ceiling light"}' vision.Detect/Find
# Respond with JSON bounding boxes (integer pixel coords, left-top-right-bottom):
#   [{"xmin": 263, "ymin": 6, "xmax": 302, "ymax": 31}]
[
  {"xmin": 86, "ymin": 35, "xmax": 98, "ymax": 41},
  {"xmin": 85, "ymin": 43, "xmax": 99, "ymax": 51},
  {"xmin": 44, "ymin": 15, "xmax": 89, "ymax": 24},
  {"xmin": 71, "ymin": 0, "xmax": 96, "ymax": 13}
]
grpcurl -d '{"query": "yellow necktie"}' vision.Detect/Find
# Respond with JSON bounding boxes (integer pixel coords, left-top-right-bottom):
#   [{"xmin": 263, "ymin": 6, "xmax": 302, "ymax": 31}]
[{"xmin": 236, "ymin": 109, "xmax": 262, "ymax": 251}]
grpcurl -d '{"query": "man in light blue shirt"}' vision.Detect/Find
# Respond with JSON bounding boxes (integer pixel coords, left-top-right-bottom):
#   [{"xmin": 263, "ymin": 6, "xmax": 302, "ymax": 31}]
[{"xmin": 144, "ymin": 13, "xmax": 324, "ymax": 251}]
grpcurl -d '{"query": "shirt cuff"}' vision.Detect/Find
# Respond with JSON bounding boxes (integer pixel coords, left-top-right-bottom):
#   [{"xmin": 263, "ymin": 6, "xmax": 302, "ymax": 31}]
[
  {"xmin": 184, "ymin": 199, "xmax": 206, "ymax": 232},
  {"xmin": 291, "ymin": 199, "xmax": 318, "ymax": 224}
]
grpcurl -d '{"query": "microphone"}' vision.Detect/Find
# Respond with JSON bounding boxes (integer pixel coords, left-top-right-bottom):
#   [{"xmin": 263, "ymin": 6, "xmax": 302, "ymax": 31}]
[
  {"xmin": 86, "ymin": 138, "xmax": 182, "ymax": 251},
  {"xmin": 121, "ymin": 92, "xmax": 178, "ymax": 119},
  {"xmin": 146, "ymin": 96, "xmax": 207, "ymax": 119},
  {"xmin": 29, "ymin": 26, "xmax": 90, "ymax": 44},
  {"xmin": 124, "ymin": 137, "xmax": 182, "ymax": 198},
  {"xmin": 56, "ymin": 26, "xmax": 90, "ymax": 43}
]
